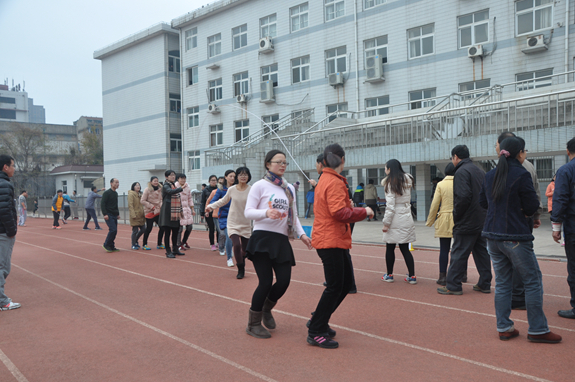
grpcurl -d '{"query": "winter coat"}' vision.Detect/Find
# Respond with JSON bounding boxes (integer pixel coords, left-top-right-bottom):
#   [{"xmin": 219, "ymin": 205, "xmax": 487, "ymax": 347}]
[
  {"xmin": 128, "ymin": 190, "xmax": 145, "ymax": 227},
  {"xmin": 201, "ymin": 185, "xmax": 216, "ymax": 217},
  {"xmin": 364, "ymin": 184, "xmax": 378, "ymax": 202},
  {"xmin": 211, "ymin": 186, "xmax": 231, "ymax": 230},
  {"xmin": 353, "ymin": 186, "xmax": 364, "ymax": 205},
  {"xmin": 551, "ymin": 157, "xmax": 575, "ymax": 235},
  {"xmin": 425, "ymin": 176, "xmax": 454, "ymax": 238},
  {"xmin": 381, "ymin": 174, "xmax": 416, "ymax": 244},
  {"xmin": 51, "ymin": 194, "xmax": 63, "ymax": 212},
  {"xmin": 545, "ymin": 181, "xmax": 555, "ymax": 212},
  {"xmin": 176, "ymin": 181, "xmax": 194, "ymax": 226},
  {"xmin": 0, "ymin": 171, "xmax": 17, "ymax": 237},
  {"xmin": 452, "ymin": 158, "xmax": 486, "ymax": 235},
  {"xmin": 159, "ymin": 181, "xmax": 183, "ymax": 228},
  {"xmin": 141, "ymin": 183, "xmax": 162, "ymax": 216}
]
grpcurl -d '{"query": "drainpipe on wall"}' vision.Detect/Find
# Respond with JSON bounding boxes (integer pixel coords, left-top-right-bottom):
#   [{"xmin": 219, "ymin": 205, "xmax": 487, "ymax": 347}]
[
  {"xmin": 179, "ymin": 27, "xmax": 186, "ymax": 175},
  {"xmin": 354, "ymin": 0, "xmax": 360, "ymax": 113},
  {"xmin": 565, "ymin": 0, "xmax": 570, "ymax": 79}
]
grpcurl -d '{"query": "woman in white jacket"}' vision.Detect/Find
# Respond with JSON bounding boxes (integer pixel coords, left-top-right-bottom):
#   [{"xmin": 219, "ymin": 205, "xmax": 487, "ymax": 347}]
[{"xmin": 381, "ymin": 159, "xmax": 417, "ymax": 284}]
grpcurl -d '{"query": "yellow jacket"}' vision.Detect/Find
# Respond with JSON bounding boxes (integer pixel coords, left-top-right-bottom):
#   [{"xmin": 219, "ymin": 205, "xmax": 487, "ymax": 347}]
[{"xmin": 425, "ymin": 176, "xmax": 454, "ymax": 238}]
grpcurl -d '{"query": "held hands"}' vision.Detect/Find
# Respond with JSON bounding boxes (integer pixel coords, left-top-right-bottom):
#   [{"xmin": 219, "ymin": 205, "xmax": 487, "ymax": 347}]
[
  {"xmin": 205, "ymin": 206, "xmax": 213, "ymax": 214},
  {"xmin": 365, "ymin": 207, "xmax": 374, "ymax": 219},
  {"xmin": 552, "ymin": 231, "xmax": 561, "ymax": 243},
  {"xmin": 382, "ymin": 225, "xmax": 389, "ymax": 233},
  {"xmin": 266, "ymin": 209, "xmax": 282, "ymax": 220},
  {"xmin": 300, "ymin": 234, "xmax": 313, "ymax": 250}
]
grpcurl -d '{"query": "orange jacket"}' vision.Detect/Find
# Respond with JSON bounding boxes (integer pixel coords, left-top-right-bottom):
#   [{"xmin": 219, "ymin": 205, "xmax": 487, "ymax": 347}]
[
  {"xmin": 545, "ymin": 181, "xmax": 555, "ymax": 212},
  {"xmin": 311, "ymin": 168, "xmax": 367, "ymax": 249}
]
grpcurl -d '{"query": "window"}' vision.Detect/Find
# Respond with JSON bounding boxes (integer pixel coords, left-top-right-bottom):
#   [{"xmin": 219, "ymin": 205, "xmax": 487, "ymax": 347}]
[
  {"xmin": 232, "ymin": 24, "xmax": 248, "ymax": 50},
  {"xmin": 188, "ymin": 150, "xmax": 200, "ymax": 171},
  {"xmin": 459, "ymin": 79, "xmax": 491, "ymax": 98},
  {"xmin": 292, "ymin": 56, "xmax": 310, "ymax": 84},
  {"xmin": 83, "ymin": 180, "xmax": 94, "ymax": 189},
  {"xmin": 530, "ymin": 158, "xmax": 553, "ymax": 180},
  {"xmin": 516, "ymin": 69, "xmax": 553, "ymax": 91},
  {"xmin": 169, "ymin": 93, "xmax": 181, "ymax": 113},
  {"xmin": 0, "ymin": 97, "xmax": 16, "ymax": 104},
  {"xmin": 210, "ymin": 124, "xmax": 223, "ymax": 147},
  {"xmin": 260, "ymin": 14, "xmax": 277, "ymax": 38},
  {"xmin": 291, "ymin": 109, "xmax": 313, "ymax": 123},
  {"xmin": 187, "ymin": 66, "xmax": 198, "ymax": 86},
  {"xmin": 408, "ymin": 24, "xmax": 434, "ymax": 59},
  {"xmin": 409, "ymin": 88, "xmax": 436, "ymax": 110},
  {"xmin": 168, "ymin": 51, "xmax": 180, "ymax": 73},
  {"xmin": 365, "ymin": 96, "xmax": 390, "ymax": 117},
  {"xmin": 208, "ymin": 33, "xmax": 221, "ymax": 58},
  {"xmin": 235, "ymin": 120, "xmax": 250, "ymax": 142},
  {"xmin": 62, "ymin": 180, "xmax": 67, "ymax": 194},
  {"xmin": 261, "ymin": 64, "xmax": 278, "ymax": 87},
  {"xmin": 326, "ymin": 46, "xmax": 347, "ymax": 75},
  {"xmin": 263, "ymin": 114, "xmax": 280, "ymax": 133},
  {"xmin": 0, "ymin": 110, "xmax": 16, "ymax": 119},
  {"xmin": 185, "ymin": 27, "xmax": 197, "ymax": 51},
  {"xmin": 187, "ymin": 106, "xmax": 199, "ymax": 128},
  {"xmin": 233, "ymin": 72, "xmax": 249, "ymax": 96},
  {"xmin": 170, "ymin": 134, "xmax": 182, "ymax": 152},
  {"xmin": 458, "ymin": 10, "xmax": 489, "ymax": 48},
  {"xmin": 327, "ymin": 103, "xmax": 348, "ymax": 122},
  {"xmin": 367, "ymin": 168, "xmax": 386, "ymax": 185},
  {"xmin": 516, "ymin": 0, "xmax": 553, "ymax": 36},
  {"xmin": 364, "ymin": 36, "xmax": 388, "ymax": 67},
  {"xmin": 290, "ymin": 3, "xmax": 309, "ymax": 32},
  {"xmin": 325, "ymin": 0, "xmax": 345, "ymax": 21},
  {"xmin": 365, "ymin": 0, "xmax": 385, "ymax": 9},
  {"xmin": 208, "ymin": 78, "xmax": 223, "ymax": 102}
]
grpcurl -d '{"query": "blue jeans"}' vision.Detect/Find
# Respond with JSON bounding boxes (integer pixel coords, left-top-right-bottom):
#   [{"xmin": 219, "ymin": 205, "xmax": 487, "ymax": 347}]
[
  {"xmin": 104, "ymin": 216, "xmax": 118, "ymax": 249},
  {"xmin": 0, "ymin": 234, "xmax": 16, "ymax": 306},
  {"xmin": 223, "ymin": 228, "xmax": 233, "ymax": 260},
  {"xmin": 487, "ymin": 240, "xmax": 549, "ymax": 335}
]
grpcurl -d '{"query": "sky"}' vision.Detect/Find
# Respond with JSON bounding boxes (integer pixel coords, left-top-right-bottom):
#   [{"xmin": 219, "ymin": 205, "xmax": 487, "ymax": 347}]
[{"xmin": 0, "ymin": 0, "xmax": 208, "ymax": 125}]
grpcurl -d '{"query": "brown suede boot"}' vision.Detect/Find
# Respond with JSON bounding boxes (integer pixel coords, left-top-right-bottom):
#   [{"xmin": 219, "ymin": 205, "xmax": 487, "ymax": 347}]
[
  {"xmin": 436, "ymin": 272, "xmax": 446, "ymax": 286},
  {"xmin": 262, "ymin": 298, "xmax": 277, "ymax": 330},
  {"xmin": 246, "ymin": 309, "xmax": 271, "ymax": 339}
]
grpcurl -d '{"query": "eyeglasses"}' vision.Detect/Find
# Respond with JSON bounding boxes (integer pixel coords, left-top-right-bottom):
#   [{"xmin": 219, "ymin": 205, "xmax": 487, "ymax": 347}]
[{"xmin": 270, "ymin": 161, "xmax": 289, "ymax": 166}]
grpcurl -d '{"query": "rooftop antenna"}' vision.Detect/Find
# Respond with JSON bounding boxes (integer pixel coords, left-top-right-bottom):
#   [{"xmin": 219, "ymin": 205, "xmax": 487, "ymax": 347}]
[{"xmin": 23, "ymin": 81, "xmax": 25, "ymax": 91}]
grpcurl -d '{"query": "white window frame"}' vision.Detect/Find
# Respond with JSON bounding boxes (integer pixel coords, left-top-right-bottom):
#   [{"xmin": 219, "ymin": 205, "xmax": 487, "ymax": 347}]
[
  {"xmin": 210, "ymin": 124, "xmax": 223, "ymax": 147},
  {"xmin": 233, "ymin": 72, "xmax": 249, "ymax": 96},
  {"xmin": 234, "ymin": 119, "xmax": 250, "ymax": 142},
  {"xmin": 326, "ymin": 46, "xmax": 347, "ymax": 76},
  {"xmin": 290, "ymin": 3, "xmax": 309, "ymax": 33},
  {"xmin": 260, "ymin": 14, "xmax": 277, "ymax": 38},
  {"xmin": 458, "ymin": 79, "xmax": 491, "ymax": 98},
  {"xmin": 458, "ymin": 10, "xmax": 489, "ymax": 48},
  {"xmin": 208, "ymin": 78, "xmax": 223, "ymax": 102},
  {"xmin": 327, "ymin": 102, "xmax": 348, "ymax": 122},
  {"xmin": 187, "ymin": 66, "xmax": 198, "ymax": 86},
  {"xmin": 325, "ymin": 0, "xmax": 345, "ymax": 22},
  {"xmin": 188, "ymin": 150, "xmax": 200, "ymax": 171},
  {"xmin": 170, "ymin": 134, "xmax": 182, "ymax": 152},
  {"xmin": 409, "ymin": 88, "xmax": 436, "ymax": 110},
  {"xmin": 529, "ymin": 157, "xmax": 554, "ymax": 180},
  {"xmin": 208, "ymin": 33, "xmax": 221, "ymax": 58},
  {"xmin": 516, "ymin": 69, "xmax": 553, "ymax": 91},
  {"xmin": 168, "ymin": 53, "xmax": 180, "ymax": 73},
  {"xmin": 291, "ymin": 56, "xmax": 310, "ymax": 84},
  {"xmin": 515, "ymin": 0, "xmax": 553, "ymax": 37},
  {"xmin": 364, "ymin": 36, "xmax": 388, "ymax": 67},
  {"xmin": 262, "ymin": 114, "xmax": 280, "ymax": 133},
  {"xmin": 185, "ymin": 27, "xmax": 197, "ymax": 51},
  {"xmin": 261, "ymin": 63, "xmax": 278, "ymax": 87},
  {"xmin": 408, "ymin": 24, "xmax": 435, "ymax": 59},
  {"xmin": 364, "ymin": 0, "xmax": 386, "ymax": 10},
  {"xmin": 232, "ymin": 24, "xmax": 248, "ymax": 51},
  {"xmin": 187, "ymin": 106, "xmax": 199, "ymax": 128},
  {"xmin": 365, "ymin": 96, "xmax": 390, "ymax": 117},
  {"xmin": 169, "ymin": 94, "xmax": 181, "ymax": 113}
]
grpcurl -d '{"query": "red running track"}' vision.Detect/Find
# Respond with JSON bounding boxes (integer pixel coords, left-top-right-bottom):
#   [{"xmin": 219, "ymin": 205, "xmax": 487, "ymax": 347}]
[{"xmin": 1, "ymin": 218, "xmax": 573, "ymax": 382}]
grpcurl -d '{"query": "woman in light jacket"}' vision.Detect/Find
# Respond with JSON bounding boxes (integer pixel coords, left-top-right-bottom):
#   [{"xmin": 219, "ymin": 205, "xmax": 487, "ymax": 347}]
[
  {"xmin": 381, "ymin": 159, "xmax": 417, "ymax": 284},
  {"xmin": 141, "ymin": 176, "xmax": 165, "ymax": 250},
  {"xmin": 176, "ymin": 173, "xmax": 195, "ymax": 251},
  {"xmin": 425, "ymin": 163, "xmax": 455, "ymax": 286},
  {"xmin": 128, "ymin": 182, "xmax": 146, "ymax": 250}
]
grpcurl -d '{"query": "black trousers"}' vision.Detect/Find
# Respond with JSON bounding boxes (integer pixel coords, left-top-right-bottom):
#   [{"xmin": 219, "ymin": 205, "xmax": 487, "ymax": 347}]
[
  {"xmin": 163, "ymin": 226, "xmax": 179, "ymax": 252},
  {"xmin": 143, "ymin": 216, "xmax": 164, "ymax": 246},
  {"xmin": 205, "ymin": 215, "xmax": 216, "ymax": 245},
  {"xmin": 230, "ymin": 234, "xmax": 249, "ymax": 266},
  {"xmin": 250, "ymin": 254, "xmax": 292, "ymax": 312},
  {"xmin": 565, "ymin": 233, "xmax": 575, "ymax": 310},
  {"xmin": 52, "ymin": 211, "xmax": 60, "ymax": 227},
  {"xmin": 446, "ymin": 232, "xmax": 492, "ymax": 292}
]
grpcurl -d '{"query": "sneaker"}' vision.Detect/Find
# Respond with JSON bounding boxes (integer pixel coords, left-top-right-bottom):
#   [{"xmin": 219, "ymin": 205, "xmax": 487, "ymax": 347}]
[
  {"xmin": 382, "ymin": 274, "xmax": 394, "ymax": 283},
  {"xmin": 83, "ymin": 227, "xmax": 91, "ymax": 230},
  {"xmin": 62, "ymin": 220, "xmax": 67, "ymax": 225},
  {"xmin": 473, "ymin": 284, "xmax": 491, "ymax": 294},
  {"xmin": 527, "ymin": 332, "xmax": 562, "ymax": 343},
  {"xmin": 499, "ymin": 328, "xmax": 520, "ymax": 341},
  {"xmin": 437, "ymin": 286, "xmax": 463, "ymax": 295},
  {"xmin": 131, "ymin": 245, "xmax": 139, "ymax": 250},
  {"xmin": 210, "ymin": 245, "xmax": 217, "ymax": 251},
  {"xmin": 183, "ymin": 243, "xmax": 191, "ymax": 250},
  {"xmin": 227, "ymin": 259, "xmax": 234, "ymax": 267},
  {"xmin": 405, "ymin": 275, "xmax": 417, "ymax": 285},
  {"xmin": 52, "ymin": 226, "xmax": 57, "ymax": 229},
  {"xmin": 220, "ymin": 251, "xmax": 226, "ymax": 256},
  {"xmin": 157, "ymin": 244, "xmax": 165, "ymax": 249},
  {"xmin": 111, "ymin": 248, "xmax": 120, "ymax": 252},
  {"xmin": 55, "ymin": 226, "xmax": 62, "ymax": 230},
  {"xmin": 142, "ymin": 245, "xmax": 151, "ymax": 250},
  {"xmin": 178, "ymin": 246, "xmax": 186, "ymax": 252},
  {"xmin": 306, "ymin": 316, "xmax": 336, "ymax": 338},
  {"xmin": 95, "ymin": 227, "xmax": 103, "ymax": 230},
  {"xmin": 307, "ymin": 334, "xmax": 339, "ymax": 349},
  {"xmin": 0, "ymin": 301, "xmax": 21, "ymax": 311},
  {"xmin": 102, "ymin": 245, "xmax": 113, "ymax": 253}
]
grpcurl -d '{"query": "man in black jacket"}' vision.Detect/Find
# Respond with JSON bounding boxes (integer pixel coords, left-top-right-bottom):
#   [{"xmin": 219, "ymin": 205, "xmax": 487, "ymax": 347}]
[
  {"xmin": 438, "ymin": 145, "xmax": 492, "ymax": 295},
  {"xmin": 0, "ymin": 155, "xmax": 21, "ymax": 310},
  {"xmin": 101, "ymin": 178, "xmax": 120, "ymax": 252}
]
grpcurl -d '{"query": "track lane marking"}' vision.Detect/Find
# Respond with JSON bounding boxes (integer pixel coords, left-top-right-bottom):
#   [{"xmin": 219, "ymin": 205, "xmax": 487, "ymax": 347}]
[{"xmin": 0, "ymin": 348, "xmax": 29, "ymax": 382}]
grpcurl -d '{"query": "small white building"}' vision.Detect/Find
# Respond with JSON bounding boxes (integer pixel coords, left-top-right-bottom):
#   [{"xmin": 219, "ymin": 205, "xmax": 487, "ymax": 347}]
[{"xmin": 49, "ymin": 165, "xmax": 104, "ymax": 196}]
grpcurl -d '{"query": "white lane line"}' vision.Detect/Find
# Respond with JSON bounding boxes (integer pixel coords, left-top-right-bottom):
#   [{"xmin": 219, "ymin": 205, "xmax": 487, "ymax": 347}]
[
  {"xmin": 12, "ymin": 264, "xmax": 277, "ymax": 382},
  {"xmin": 13, "ymin": 242, "xmax": 569, "ymax": 381},
  {"xmin": 0, "ymin": 348, "xmax": 29, "ymax": 382}
]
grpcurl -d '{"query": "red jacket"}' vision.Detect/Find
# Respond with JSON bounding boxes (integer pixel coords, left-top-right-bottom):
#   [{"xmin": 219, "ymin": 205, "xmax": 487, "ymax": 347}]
[{"xmin": 311, "ymin": 168, "xmax": 367, "ymax": 249}]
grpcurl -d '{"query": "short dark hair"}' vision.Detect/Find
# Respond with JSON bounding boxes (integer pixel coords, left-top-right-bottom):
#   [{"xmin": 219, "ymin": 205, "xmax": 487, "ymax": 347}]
[
  {"xmin": 165, "ymin": 170, "xmax": 175, "ymax": 178},
  {"xmin": 91, "ymin": 186, "xmax": 97, "ymax": 191},
  {"xmin": 316, "ymin": 153, "xmax": 324, "ymax": 164},
  {"xmin": 109, "ymin": 178, "xmax": 116, "ymax": 184},
  {"xmin": 497, "ymin": 131, "xmax": 516, "ymax": 144},
  {"xmin": 359, "ymin": 182, "xmax": 364, "ymax": 187},
  {"xmin": 444, "ymin": 162, "xmax": 456, "ymax": 176},
  {"xmin": 21, "ymin": 190, "xmax": 26, "ymax": 194},
  {"xmin": 0, "ymin": 155, "xmax": 14, "ymax": 172},
  {"xmin": 451, "ymin": 145, "xmax": 470, "ymax": 159},
  {"xmin": 208, "ymin": 175, "xmax": 217, "ymax": 181},
  {"xmin": 177, "ymin": 173, "xmax": 186, "ymax": 180},
  {"xmin": 57, "ymin": 189, "xmax": 62, "ymax": 193},
  {"xmin": 368, "ymin": 179, "xmax": 374, "ymax": 184},
  {"xmin": 235, "ymin": 166, "xmax": 252, "ymax": 183},
  {"xmin": 568, "ymin": 137, "xmax": 575, "ymax": 154},
  {"xmin": 201, "ymin": 183, "xmax": 207, "ymax": 187}
]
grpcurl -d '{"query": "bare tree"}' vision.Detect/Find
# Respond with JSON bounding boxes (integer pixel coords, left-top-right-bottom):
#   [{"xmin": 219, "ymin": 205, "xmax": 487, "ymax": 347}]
[{"xmin": 63, "ymin": 133, "xmax": 103, "ymax": 165}]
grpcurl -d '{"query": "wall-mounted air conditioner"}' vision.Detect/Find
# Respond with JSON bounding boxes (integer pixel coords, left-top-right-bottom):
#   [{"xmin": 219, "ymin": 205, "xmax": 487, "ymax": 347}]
[
  {"xmin": 236, "ymin": 94, "xmax": 247, "ymax": 103},
  {"xmin": 467, "ymin": 44, "xmax": 483, "ymax": 58},
  {"xmin": 260, "ymin": 81, "xmax": 275, "ymax": 103},
  {"xmin": 522, "ymin": 35, "xmax": 548, "ymax": 54},
  {"xmin": 365, "ymin": 55, "xmax": 384, "ymax": 83},
  {"xmin": 207, "ymin": 103, "xmax": 219, "ymax": 113},
  {"xmin": 206, "ymin": 63, "xmax": 220, "ymax": 70},
  {"xmin": 329, "ymin": 72, "xmax": 344, "ymax": 87},
  {"xmin": 259, "ymin": 37, "xmax": 274, "ymax": 53}
]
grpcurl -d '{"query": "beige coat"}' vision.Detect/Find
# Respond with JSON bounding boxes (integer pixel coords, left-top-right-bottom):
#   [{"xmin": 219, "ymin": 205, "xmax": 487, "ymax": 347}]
[
  {"xmin": 425, "ymin": 176, "xmax": 454, "ymax": 238},
  {"xmin": 381, "ymin": 174, "xmax": 416, "ymax": 244},
  {"xmin": 141, "ymin": 183, "xmax": 162, "ymax": 216},
  {"xmin": 364, "ymin": 183, "xmax": 378, "ymax": 201},
  {"xmin": 128, "ymin": 190, "xmax": 145, "ymax": 226}
]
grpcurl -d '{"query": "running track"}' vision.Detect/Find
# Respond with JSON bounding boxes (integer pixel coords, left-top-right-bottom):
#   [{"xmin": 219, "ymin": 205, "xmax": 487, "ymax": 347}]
[{"xmin": 1, "ymin": 219, "xmax": 573, "ymax": 382}]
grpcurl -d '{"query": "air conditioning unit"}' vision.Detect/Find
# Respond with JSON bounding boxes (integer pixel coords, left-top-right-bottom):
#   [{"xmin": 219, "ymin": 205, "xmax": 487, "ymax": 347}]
[
  {"xmin": 522, "ymin": 35, "xmax": 548, "ymax": 54},
  {"xmin": 207, "ymin": 103, "xmax": 219, "ymax": 113},
  {"xmin": 259, "ymin": 37, "xmax": 274, "ymax": 53},
  {"xmin": 329, "ymin": 72, "xmax": 344, "ymax": 87},
  {"xmin": 467, "ymin": 44, "xmax": 483, "ymax": 58},
  {"xmin": 206, "ymin": 63, "xmax": 220, "ymax": 70},
  {"xmin": 236, "ymin": 94, "xmax": 247, "ymax": 103},
  {"xmin": 365, "ymin": 55, "xmax": 384, "ymax": 83},
  {"xmin": 260, "ymin": 81, "xmax": 275, "ymax": 103}
]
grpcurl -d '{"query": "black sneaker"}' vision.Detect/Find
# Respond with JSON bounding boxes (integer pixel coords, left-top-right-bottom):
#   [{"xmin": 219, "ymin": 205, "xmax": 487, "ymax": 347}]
[
  {"xmin": 83, "ymin": 227, "xmax": 91, "ymax": 230},
  {"xmin": 306, "ymin": 316, "xmax": 336, "ymax": 338},
  {"xmin": 307, "ymin": 334, "xmax": 339, "ymax": 349},
  {"xmin": 111, "ymin": 247, "xmax": 120, "ymax": 252},
  {"xmin": 102, "ymin": 245, "xmax": 113, "ymax": 253},
  {"xmin": 95, "ymin": 227, "xmax": 103, "ymax": 230}
]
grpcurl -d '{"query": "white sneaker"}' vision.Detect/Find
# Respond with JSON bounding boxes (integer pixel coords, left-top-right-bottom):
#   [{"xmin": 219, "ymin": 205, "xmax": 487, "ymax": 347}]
[
  {"xmin": 219, "ymin": 251, "xmax": 225, "ymax": 256},
  {"xmin": 227, "ymin": 259, "xmax": 234, "ymax": 267},
  {"xmin": 1, "ymin": 301, "xmax": 21, "ymax": 311}
]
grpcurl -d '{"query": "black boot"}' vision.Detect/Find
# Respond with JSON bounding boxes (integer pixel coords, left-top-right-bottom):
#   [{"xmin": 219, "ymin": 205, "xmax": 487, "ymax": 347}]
[
  {"xmin": 262, "ymin": 298, "xmax": 277, "ymax": 330},
  {"xmin": 436, "ymin": 272, "xmax": 447, "ymax": 286},
  {"xmin": 173, "ymin": 248, "xmax": 185, "ymax": 256},
  {"xmin": 165, "ymin": 246, "xmax": 176, "ymax": 258},
  {"xmin": 237, "ymin": 263, "xmax": 245, "ymax": 279},
  {"xmin": 246, "ymin": 309, "xmax": 271, "ymax": 339}
]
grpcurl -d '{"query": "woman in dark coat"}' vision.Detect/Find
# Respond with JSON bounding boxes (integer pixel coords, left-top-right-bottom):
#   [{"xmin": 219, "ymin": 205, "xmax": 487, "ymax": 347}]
[{"xmin": 159, "ymin": 169, "xmax": 183, "ymax": 258}]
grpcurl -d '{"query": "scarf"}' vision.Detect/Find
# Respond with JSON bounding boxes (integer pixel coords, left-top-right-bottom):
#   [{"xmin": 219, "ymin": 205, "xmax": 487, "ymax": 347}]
[
  {"xmin": 263, "ymin": 170, "xmax": 295, "ymax": 239},
  {"xmin": 167, "ymin": 181, "xmax": 182, "ymax": 221}
]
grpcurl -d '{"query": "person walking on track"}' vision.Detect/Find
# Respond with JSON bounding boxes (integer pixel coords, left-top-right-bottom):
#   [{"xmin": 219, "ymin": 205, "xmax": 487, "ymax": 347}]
[
  {"xmin": 175, "ymin": 173, "xmax": 195, "ymax": 252},
  {"xmin": 51, "ymin": 190, "xmax": 64, "ymax": 229},
  {"xmin": 141, "ymin": 176, "xmax": 165, "ymax": 251},
  {"xmin": 202, "ymin": 175, "xmax": 218, "ymax": 251},
  {"xmin": 83, "ymin": 186, "xmax": 105, "ymax": 230},
  {"xmin": 128, "ymin": 182, "xmax": 146, "ymax": 250},
  {"xmin": 159, "ymin": 170, "xmax": 183, "ymax": 259}
]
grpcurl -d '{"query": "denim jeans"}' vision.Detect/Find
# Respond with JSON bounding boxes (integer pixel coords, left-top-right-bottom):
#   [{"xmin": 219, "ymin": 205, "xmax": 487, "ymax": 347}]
[
  {"xmin": 223, "ymin": 228, "xmax": 233, "ymax": 260},
  {"xmin": 487, "ymin": 240, "xmax": 549, "ymax": 335},
  {"xmin": 564, "ymin": 233, "xmax": 575, "ymax": 310},
  {"xmin": 18, "ymin": 208, "xmax": 26, "ymax": 226},
  {"xmin": 0, "ymin": 234, "xmax": 16, "ymax": 306},
  {"xmin": 104, "ymin": 216, "xmax": 118, "ymax": 249}
]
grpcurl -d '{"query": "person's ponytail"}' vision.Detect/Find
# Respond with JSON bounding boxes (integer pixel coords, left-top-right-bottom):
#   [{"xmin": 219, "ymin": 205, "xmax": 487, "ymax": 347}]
[
  {"xmin": 492, "ymin": 137, "xmax": 525, "ymax": 200},
  {"xmin": 322, "ymin": 144, "xmax": 345, "ymax": 169}
]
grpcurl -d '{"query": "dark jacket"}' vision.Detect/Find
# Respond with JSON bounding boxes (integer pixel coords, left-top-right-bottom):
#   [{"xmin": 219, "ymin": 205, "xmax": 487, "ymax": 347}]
[
  {"xmin": 0, "ymin": 171, "xmax": 17, "ymax": 237},
  {"xmin": 201, "ymin": 185, "xmax": 216, "ymax": 217},
  {"xmin": 551, "ymin": 157, "xmax": 575, "ymax": 235},
  {"xmin": 211, "ymin": 186, "xmax": 231, "ymax": 230},
  {"xmin": 101, "ymin": 189, "xmax": 119, "ymax": 217},
  {"xmin": 452, "ymin": 158, "xmax": 486, "ymax": 235},
  {"xmin": 159, "ymin": 181, "xmax": 182, "ymax": 228},
  {"xmin": 480, "ymin": 159, "xmax": 540, "ymax": 241}
]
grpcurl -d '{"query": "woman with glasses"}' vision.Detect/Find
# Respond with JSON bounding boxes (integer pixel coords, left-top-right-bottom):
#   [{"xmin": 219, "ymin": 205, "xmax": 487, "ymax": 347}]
[{"xmin": 244, "ymin": 150, "xmax": 313, "ymax": 339}]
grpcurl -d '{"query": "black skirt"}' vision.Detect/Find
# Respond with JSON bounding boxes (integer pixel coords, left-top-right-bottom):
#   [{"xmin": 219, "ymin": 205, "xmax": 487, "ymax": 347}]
[{"xmin": 246, "ymin": 230, "xmax": 296, "ymax": 266}]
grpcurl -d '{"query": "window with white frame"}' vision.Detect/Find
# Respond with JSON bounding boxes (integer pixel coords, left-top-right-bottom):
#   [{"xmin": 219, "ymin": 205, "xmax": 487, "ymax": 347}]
[
  {"xmin": 187, "ymin": 106, "xmax": 199, "ymax": 128},
  {"xmin": 516, "ymin": 0, "xmax": 553, "ymax": 36},
  {"xmin": 409, "ymin": 88, "xmax": 436, "ymax": 110},
  {"xmin": 170, "ymin": 134, "xmax": 182, "ymax": 152},
  {"xmin": 208, "ymin": 78, "xmax": 223, "ymax": 102},
  {"xmin": 367, "ymin": 168, "xmax": 386, "ymax": 186},
  {"xmin": 290, "ymin": 3, "xmax": 309, "ymax": 32},
  {"xmin": 188, "ymin": 150, "xmax": 200, "ymax": 171},
  {"xmin": 326, "ymin": 46, "xmax": 347, "ymax": 75},
  {"xmin": 185, "ymin": 27, "xmax": 197, "ymax": 51},
  {"xmin": 325, "ymin": 0, "xmax": 345, "ymax": 21},
  {"xmin": 210, "ymin": 124, "xmax": 223, "ymax": 147},
  {"xmin": 260, "ymin": 14, "xmax": 277, "ymax": 38},
  {"xmin": 235, "ymin": 119, "xmax": 250, "ymax": 142},
  {"xmin": 291, "ymin": 109, "xmax": 313, "ymax": 123},
  {"xmin": 516, "ymin": 69, "xmax": 553, "ymax": 91},
  {"xmin": 292, "ymin": 56, "xmax": 310, "ymax": 84},
  {"xmin": 528, "ymin": 157, "xmax": 554, "ymax": 180},
  {"xmin": 208, "ymin": 33, "xmax": 221, "ymax": 58},
  {"xmin": 62, "ymin": 180, "xmax": 67, "ymax": 193},
  {"xmin": 233, "ymin": 72, "xmax": 249, "ymax": 96},
  {"xmin": 187, "ymin": 66, "xmax": 198, "ymax": 86},
  {"xmin": 263, "ymin": 114, "xmax": 280, "ymax": 133},
  {"xmin": 365, "ymin": 0, "xmax": 385, "ymax": 9},
  {"xmin": 364, "ymin": 36, "xmax": 388, "ymax": 67},
  {"xmin": 168, "ymin": 51, "xmax": 180, "ymax": 73},
  {"xmin": 327, "ymin": 103, "xmax": 348, "ymax": 122},
  {"xmin": 365, "ymin": 96, "xmax": 390, "ymax": 117},
  {"xmin": 458, "ymin": 10, "xmax": 489, "ymax": 48},
  {"xmin": 232, "ymin": 24, "xmax": 248, "ymax": 50},
  {"xmin": 169, "ymin": 94, "xmax": 181, "ymax": 113},
  {"xmin": 459, "ymin": 79, "xmax": 491, "ymax": 98},
  {"xmin": 261, "ymin": 63, "xmax": 278, "ymax": 87},
  {"xmin": 408, "ymin": 24, "xmax": 434, "ymax": 59}
]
